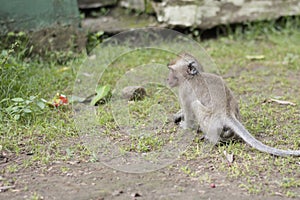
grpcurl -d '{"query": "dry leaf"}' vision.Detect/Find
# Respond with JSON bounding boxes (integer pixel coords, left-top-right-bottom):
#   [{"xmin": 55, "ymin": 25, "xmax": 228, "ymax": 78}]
[
  {"xmin": 56, "ymin": 67, "xmax": 70, "ymax": 73},
  {"xmin": 266, "ymin": 98, "xmax": 296, "ymax": 106},
  {"xmin": 223, "ymin": 151, "xmax": 234, "ymax": 164},
  {"xmin": 246, "ymin": 55, "xmax": 265, "ymax": 60}
]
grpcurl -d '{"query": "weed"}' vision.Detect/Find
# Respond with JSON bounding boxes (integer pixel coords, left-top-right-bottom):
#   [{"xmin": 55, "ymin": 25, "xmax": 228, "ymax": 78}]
[
  {"xmin": 180, "ymin": 166, "xmax": 197, "ymax": 177},
  {"xmin": 29, "ymin": 192, "xmax": 43, "ymax": 200},
  {"xmin": 198, "ymin": 172, "xmax": 212, "ymax": 184}
]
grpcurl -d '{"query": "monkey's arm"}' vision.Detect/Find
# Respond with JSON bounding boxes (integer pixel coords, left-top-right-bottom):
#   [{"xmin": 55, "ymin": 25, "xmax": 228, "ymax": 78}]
[{"xmin": 179, "ymin": 103, "xmax": 197, "ymax": 130}]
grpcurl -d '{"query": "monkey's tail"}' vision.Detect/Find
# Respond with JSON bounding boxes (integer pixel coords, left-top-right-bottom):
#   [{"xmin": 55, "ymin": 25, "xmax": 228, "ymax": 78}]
[{"xmin": 225, "ymin": 117, "xmax": 300, "ymax": 157}]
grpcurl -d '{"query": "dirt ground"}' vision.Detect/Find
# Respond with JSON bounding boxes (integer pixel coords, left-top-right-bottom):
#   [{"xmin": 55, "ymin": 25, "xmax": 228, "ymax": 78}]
[{"xmin": 0, "ymin": 156, "xmax": 288, "ymax": 200}]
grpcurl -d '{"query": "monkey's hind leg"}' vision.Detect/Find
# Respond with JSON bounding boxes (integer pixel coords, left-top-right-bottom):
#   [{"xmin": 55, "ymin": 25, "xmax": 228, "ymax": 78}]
[
  {"xmin": 179, "ymin": 116, "xmax": 196, "ymax": 130},
  {"xmin": 221, "ymin": 127, "xmax": 234, "ymax": 138},
  {"xmin": 205, "ymin": 119, "xmax": 223, "ymax": 145}
]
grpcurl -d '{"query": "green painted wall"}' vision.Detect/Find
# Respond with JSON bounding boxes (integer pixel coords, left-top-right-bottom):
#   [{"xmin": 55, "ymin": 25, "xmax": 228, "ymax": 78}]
[{"xmin": 0, "ymin": 0, "xmax": 80, "ymax": 34}]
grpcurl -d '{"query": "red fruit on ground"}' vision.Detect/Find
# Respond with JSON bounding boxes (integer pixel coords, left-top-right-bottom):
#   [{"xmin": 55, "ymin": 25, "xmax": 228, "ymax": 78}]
[{"xmin": 59, "ymin": 95, "xmax": 68, "ymax": 104}]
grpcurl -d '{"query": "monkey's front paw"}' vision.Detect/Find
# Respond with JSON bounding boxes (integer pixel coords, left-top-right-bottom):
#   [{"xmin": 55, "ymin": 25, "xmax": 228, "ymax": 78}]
[
  {"xmin": 179, "ymin": 121, "xmax": 188, "ymax": 129},
  {"xmin": 173, "ymin": 109, "xmax": 184, "ymax": 124},
  {"xmin": 179, "ymin": 121, "xmax": 195, "ymax": 130}
]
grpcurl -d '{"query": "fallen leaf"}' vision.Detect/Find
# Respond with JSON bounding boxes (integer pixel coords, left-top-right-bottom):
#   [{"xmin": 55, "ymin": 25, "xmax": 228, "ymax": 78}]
[
  {"xmin": 89, "ymin": 54, "xmax": 96, "ymax": 60},
  {"xmin": 56, "ymin": 67, "xmax": 70, "ymax": 73},
  {"xmin": 266, "ymin": 98, "xmax": 296, "ymax": 106},
  {"xmin": 90, "ymin": 85, "xmax": 111, "ymax": 106},
  {"xmin": 67, "ymin": 160, "xmax": 80, "ymax": 165},
  {"xmin": 246, "ymin": 55, "xmax": 265, "ymax": 60},
  {"xmin": 112, "ymin": 190, "xmax": 123, "ymax": 196},
  {"xmin": 82, "ymin": 72, "xmax": 93, "ymax": 77},
  {"xmin": 223, "ymin": 151, "xmax": 234, "ymax": 164},
  {"xmin": 0, "ymin": 185, "xmax": 15, "ymax": 192}
]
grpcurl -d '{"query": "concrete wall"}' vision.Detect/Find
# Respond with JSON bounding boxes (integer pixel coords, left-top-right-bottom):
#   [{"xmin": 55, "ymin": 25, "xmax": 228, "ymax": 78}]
[{"xmin": 0, "ymin": 0, "xmax": 80, "ymax": 34}]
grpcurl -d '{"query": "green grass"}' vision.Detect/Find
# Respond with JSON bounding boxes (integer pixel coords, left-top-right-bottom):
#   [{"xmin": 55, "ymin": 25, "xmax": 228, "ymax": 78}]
[
  {"xmin": 0, "ymin": 40, "xmax": 87, "ymax": 169},
  {"xmin": 1, "ymin": 17, "xmax": 300, "ymax": 198}
]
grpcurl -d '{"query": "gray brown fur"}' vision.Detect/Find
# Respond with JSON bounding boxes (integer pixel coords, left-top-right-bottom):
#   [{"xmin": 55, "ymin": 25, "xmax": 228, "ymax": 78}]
[{"xmin": 167, "ymin": 53, "xmax": 300, "ymax": 156}]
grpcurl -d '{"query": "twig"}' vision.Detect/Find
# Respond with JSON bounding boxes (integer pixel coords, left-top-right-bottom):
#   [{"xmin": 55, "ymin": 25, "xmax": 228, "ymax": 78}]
[{"xmin": 0, "ymin": 185, "xmax": 15, "ymax": 192}]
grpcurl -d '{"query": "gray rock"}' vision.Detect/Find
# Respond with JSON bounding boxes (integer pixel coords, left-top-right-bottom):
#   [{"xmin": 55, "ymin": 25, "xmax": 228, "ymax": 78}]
[
  {"xmin": 120, "ymin": 0, "xmax": 145, "ymax": 11},
  {"xmin": 122, "ymin": 86, "xmax": 147, "ymax": 101},
  {"xmin": 152, "ymin": 0, "xmax": 300, "ymax": 28},
  {"xmin": 120, "ymin": 0, "xmax": 154, "ymax": 13},
  {"xmin": 81, "ymin": 7, "xmax": 157, "ymax": 33}
]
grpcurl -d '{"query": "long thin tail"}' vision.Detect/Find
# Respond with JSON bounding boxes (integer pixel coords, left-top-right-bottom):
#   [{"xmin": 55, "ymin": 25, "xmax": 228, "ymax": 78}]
[{"xmin": 225, "ymin": 118, "xmax": 300, "ymax": 157}]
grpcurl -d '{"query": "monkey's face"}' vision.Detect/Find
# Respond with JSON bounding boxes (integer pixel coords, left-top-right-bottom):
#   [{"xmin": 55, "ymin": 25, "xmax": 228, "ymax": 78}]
[
  {"xmin": 167, "ymin": 56, "xmax": 199, "ymax": 87},
  {"xmin": 167, "ymin": 66, "xmax": 180, "ymax": 87}
]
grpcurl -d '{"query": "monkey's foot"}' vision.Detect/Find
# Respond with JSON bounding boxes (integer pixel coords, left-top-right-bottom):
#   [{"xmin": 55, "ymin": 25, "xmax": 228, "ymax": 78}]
[
  {"xmin": 179, "ymin": 121, "xmax": 188, "ymax": 129},
  {"xmin": 173, "ymin": 109, "xmax": 183, "ymax": 124},
  {"xmin": 179, "ymin": 120, "xmax": 197, "ymax": 130}
]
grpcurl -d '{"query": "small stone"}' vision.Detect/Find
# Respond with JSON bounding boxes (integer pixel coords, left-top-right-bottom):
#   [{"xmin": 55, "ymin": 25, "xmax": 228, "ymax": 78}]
[
  {"xmin": 131, "ymin": 192, "xmax": 142, "ymax": 197},
  {"xmin": 210, "ymin": 183, "xmax": 216, "ymax": 188},
  {"xmin": 112, "ymin": 190, "xmax": 124, "ymax": 196},
  {"xmin": 122, "ymin": 86, "xmax": 147, "ymax": 101}
]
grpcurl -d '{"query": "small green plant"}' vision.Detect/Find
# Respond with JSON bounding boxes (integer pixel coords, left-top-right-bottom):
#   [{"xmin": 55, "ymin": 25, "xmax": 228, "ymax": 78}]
[
  {"xmin": 180, "ymin": 166, "xmax": 196, "ymax": 177},
  {"xmin": 6, "ymin": 164, "xmax": 19, "ymax": 173},
  {"xmin": 280, "ymin": 178, "xmax": 300, "ymax": 189},
  {"xmin": 2, "ymin": 96, "xmax": 46, "ymax": 121},
  {"xmin": 125, "ymin": 135, "xmax": 164, "ymax": 153},
  {"xmin": 89, "ymin": 151, "xmax": 99, "ymax": 163},
  {"xmin": 1, "ymin": 32, "xmax": 32, "ymax": 59},
  {"xmin": 87, "ymin": 31, "xmax": 105, "ymax": 53},
  {"xmin": 198, "ymin": 172, "xmax": 212, "ymax": 184},
  {"xmin": 285, "ymin": 190, "xmax": 297, "ymax": 198},
  {"xmin": 30, "ymin": 192, "xmax": 43, "ymax": 200},
  {"xmin": 60, "ymin": 166, "xmax": 70, "ymax": 173}
]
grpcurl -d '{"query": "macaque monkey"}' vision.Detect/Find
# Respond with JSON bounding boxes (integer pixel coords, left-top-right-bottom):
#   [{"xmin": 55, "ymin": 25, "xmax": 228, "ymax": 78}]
[{"xmin": 167, "ymin": 53, "xmax": 300, "ymax": 156}]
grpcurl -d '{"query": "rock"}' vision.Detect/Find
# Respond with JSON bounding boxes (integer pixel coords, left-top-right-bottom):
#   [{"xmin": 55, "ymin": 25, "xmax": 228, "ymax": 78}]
[
  {"xmin": 131, "ymin": 192, "xmax": 142, "ymax": 197},
  {"xmin": 30, "ymin": 26, "xmax": 86, "ymax": 54},
  {"xmin": 112, "ymin": 190, "xmax": 124, "ymax": 196},
  {"xmin": 120, "ymin": 0, "xmax": 145, "ymax": 11},
  {"xmin": 120, "ymin": 0, "xmax": 155, "ymax": 13},
  {"xmin": 77, "ymin": 0, "xmax": 118, "ymax": 9},
  {"xmin": 82, "ymin": 0, "xmax": 300, "ymax": 34},
  {"xmin": 152, "ymin": 0, "xmax": 300, "ymax": 28},
  {"xmin": 122, "ymin": 86, "xmax": 147, "ymax": 101},
  {"xmin": 82, "ymin": 7, "xmax": 158, "ymax": 33}
]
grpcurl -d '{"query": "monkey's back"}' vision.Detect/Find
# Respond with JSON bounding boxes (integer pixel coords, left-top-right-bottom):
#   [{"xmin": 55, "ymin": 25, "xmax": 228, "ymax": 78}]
[{"xmin": 200, "ymin": 73, "xmax": 241, "ymax": 120}]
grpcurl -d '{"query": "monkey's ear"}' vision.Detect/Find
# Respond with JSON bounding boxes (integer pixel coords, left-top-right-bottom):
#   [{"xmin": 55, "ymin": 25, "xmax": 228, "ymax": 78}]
[{"xmin": 187, "ymin": 61, "xmax": 198, "ymax": 75}]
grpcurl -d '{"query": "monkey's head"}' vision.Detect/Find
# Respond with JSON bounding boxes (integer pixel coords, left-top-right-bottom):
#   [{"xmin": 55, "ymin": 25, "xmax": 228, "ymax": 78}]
[{"xmin": 167, "ymin": 53, "xmax": 202, "ymax": 87}]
